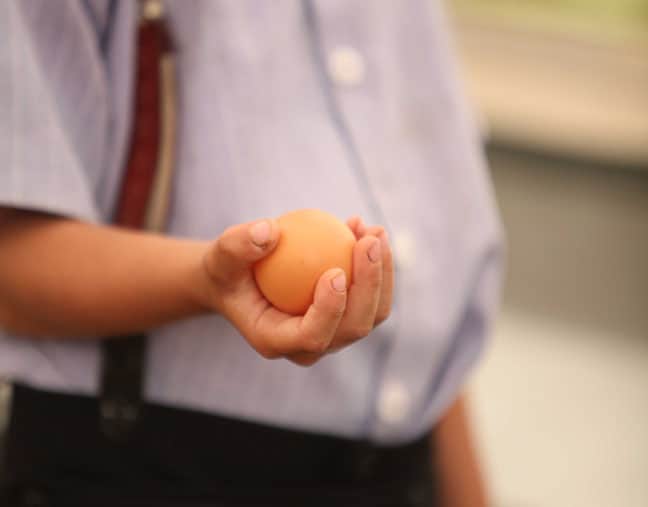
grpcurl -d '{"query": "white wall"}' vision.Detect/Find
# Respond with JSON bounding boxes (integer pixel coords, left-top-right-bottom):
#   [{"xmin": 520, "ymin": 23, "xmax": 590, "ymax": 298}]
[{"xmin": 471, "ymin": 150, "xmax": 648, "ymax": 507}]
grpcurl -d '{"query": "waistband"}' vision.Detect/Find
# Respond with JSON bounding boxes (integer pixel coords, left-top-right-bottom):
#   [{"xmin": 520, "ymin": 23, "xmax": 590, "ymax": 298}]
[{"xmin": 1, "ymin": 383, "xmax": 436, "ymax": 506}]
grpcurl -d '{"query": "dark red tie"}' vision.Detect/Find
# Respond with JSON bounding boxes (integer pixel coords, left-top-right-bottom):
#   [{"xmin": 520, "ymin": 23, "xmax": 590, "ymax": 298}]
[{"xmin": 115, "ymin": 4, "xmax": 173, "ymax": 228}]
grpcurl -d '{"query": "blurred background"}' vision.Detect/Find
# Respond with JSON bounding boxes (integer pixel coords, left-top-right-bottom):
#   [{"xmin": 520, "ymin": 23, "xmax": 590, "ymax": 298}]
[
  {"xmin": 1, "ymin": 1, "xmax": 646, "ymax": 505},
  {"xmin": 446, "ymin": 1, "xmax": 648, "ymax": 506}
]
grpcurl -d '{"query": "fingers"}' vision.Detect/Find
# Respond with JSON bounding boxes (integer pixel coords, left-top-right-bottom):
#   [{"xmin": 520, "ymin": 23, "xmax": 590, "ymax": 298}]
[
  {"xmin": 286, "ymin": 350, "xmax": 322, "ymax": 367},
  {"xmin": 205, "ymin": 219, "xmax": 280, "ymax": 286},
  {"xmin": 346, "ymin": 216, "xmax": 366, "ymax": 239},
  {"xmin": 296, "ymin": 268, "xmax": 347, "ymax": 351},
  {"xmin": 331, "ymin": 233, "xmax": 383, "ymax": 349},
  {"xmin": 350, "ymin": 224, "xmax": 394, "ymax": 327},
  {"xmin": 374, "ymin": 230, "xmax": 393, "ymax": 325},
  {"xmin": 249, "ymin": 268, "xmax": 347, "ymax": 361},
  {"xmin": 214, "ymin": 215, "xmax": 393, "ymax": 367}
]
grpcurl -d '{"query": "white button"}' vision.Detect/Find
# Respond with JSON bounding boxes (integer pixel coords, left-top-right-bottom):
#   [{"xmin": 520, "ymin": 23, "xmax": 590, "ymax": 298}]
[
  {"xmin": 393, "ymin": 230, "xmax": 416, "ymax": 269},
  {"xmin": 328, "ymin": 46, "xmax": 366, "ymax": 87},
  {"xmin": 377, "ymin": 380, "xmax": 411, "ymax": 425}
]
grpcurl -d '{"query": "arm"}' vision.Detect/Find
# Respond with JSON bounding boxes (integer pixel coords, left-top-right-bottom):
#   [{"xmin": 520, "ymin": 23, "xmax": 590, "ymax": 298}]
[
  {"xmin": 0, "ymin": 209, "xmax": 393, "ymax": 366},
  {"xmin": 0, "ymin": 209, "xmax": 211, "ymax": 337},
  {"xmin": 431, "ymin": 394, "xmax": 489, "ymax": 507}
]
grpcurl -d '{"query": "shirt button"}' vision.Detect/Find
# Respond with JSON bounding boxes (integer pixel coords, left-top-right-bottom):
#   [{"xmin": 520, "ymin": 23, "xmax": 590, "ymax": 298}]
[
  {"xmin": 377, "ymin": 380, "xmax": 411, "ymax": 425},
  {"xmin": 328, "ymin": 46, "xmax": 366, "ymax": 87},
  {"xmin": 393, "ymin": 230, "xmax": 416, "ymax": 269}
]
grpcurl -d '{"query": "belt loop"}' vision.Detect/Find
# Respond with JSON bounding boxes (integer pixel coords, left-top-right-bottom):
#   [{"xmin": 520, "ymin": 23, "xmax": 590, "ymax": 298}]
[{"xmin": 0, "ymin": 379, "xmax": 12, "ymax": 467}]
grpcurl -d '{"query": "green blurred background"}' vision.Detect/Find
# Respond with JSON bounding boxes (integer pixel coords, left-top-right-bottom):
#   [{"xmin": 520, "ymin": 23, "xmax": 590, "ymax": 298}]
[{"xmin": 453, "ymin": 0, "xmax": 648, "ymax": 39}]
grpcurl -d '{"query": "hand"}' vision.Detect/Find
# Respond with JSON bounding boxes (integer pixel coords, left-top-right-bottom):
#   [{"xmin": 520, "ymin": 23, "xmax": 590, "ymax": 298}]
[{"xmin": 202, "ymin": 216, "xmax": 394, "ymax": 366}]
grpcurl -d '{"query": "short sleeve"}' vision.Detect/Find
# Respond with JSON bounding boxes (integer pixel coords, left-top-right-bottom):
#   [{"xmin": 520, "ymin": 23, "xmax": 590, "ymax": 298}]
[
  {"xmin": 426, "ymin": 242, "xmax": 505, "ymax": 423},
  {"xmin": 0, "ymin": 0, "xmax": 110, "ymax": 222}
]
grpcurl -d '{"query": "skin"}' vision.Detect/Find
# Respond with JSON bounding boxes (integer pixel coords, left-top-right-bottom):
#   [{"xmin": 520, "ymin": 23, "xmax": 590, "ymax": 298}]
[
  {"xmin": 432, "ymin": 394, "xmax": 490, "ymax": 507},
  {"xmin": 0, "ymin": 207, "xmax": 487, "ymax": 502},
  {"xmin": 0, "ymin": 208, "xmax": 392, "ymax": 366}
]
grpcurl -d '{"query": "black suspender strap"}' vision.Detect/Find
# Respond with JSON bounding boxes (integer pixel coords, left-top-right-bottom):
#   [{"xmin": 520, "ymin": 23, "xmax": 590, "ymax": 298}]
[{"xmin": 99, "ymin": 0, "xmax": 177, "ymax": 442}]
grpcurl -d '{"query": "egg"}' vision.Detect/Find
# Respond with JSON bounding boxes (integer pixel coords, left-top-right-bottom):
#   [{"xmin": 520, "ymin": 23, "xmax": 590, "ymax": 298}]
[{"xmin": 253, "ymin": 209, "xmax": 355, "ymax": 315}]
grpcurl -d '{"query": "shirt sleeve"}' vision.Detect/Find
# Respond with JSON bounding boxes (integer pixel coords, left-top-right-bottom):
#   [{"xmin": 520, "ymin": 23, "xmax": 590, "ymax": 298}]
[
  {"xmin": 427, "ymin": 241, "xmax": 505, "ymax": 423},
  {"xmin": 0, "ymin": 1, "xmax": 110, "ymax": 222}
]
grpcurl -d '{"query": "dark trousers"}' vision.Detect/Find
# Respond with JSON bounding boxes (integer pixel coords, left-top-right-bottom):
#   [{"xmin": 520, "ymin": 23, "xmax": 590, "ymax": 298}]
[{"xmin": 1, "ymin": 384, "xmax": 437, "ymax": 507}]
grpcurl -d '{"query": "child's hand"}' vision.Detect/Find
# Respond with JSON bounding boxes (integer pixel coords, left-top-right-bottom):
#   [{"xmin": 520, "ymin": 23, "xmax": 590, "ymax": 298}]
[{"xmin": 201, "ymin": 217, "xmax": 393, "ymax": 366}]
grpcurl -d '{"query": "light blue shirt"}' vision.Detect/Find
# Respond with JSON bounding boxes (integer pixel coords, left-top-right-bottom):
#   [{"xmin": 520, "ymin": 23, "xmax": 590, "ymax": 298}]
[{"xmin": 0, "ymin": 0, "xmax": 503, "ymax": 444}]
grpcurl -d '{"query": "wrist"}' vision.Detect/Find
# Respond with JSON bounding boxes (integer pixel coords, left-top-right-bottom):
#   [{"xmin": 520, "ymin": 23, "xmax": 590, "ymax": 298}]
[{"xmin": 181, "ymin": 239, "xmax": 216, "ymax": 314}]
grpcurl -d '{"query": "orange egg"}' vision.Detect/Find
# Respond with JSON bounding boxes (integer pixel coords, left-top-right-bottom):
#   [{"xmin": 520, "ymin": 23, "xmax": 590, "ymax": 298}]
[{"xmin": 253, "ymin": 209, "xmax": 355, "ymax": 315}]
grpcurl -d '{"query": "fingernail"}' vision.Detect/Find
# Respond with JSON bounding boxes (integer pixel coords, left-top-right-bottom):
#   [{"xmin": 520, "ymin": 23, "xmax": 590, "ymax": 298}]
[
  {"xmin": 367, "ymin": 239, "xmax": 381, "ymax": 263},
  {"xmin": 331, "ymin": 271, "xmax": 347, "ymax": 292},
  {"xmin": 251, "ymin": 221, "xmax": 271, "ymax": 246}
]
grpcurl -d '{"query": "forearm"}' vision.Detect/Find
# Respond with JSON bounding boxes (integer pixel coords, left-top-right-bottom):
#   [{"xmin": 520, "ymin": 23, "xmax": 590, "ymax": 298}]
[
  {"xmin": 0, "ymin": 210, "xmax": 212, "ymax": 338},
  {"xmin": 431, "ymin": 394, "xmax": 489, "ymax": 507}
]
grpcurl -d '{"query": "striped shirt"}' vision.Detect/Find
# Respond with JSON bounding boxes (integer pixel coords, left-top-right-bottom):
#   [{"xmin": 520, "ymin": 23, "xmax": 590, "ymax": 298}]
[{"xmin": 0, "ymin": 0, "xmax": 502, "ymax": 443}]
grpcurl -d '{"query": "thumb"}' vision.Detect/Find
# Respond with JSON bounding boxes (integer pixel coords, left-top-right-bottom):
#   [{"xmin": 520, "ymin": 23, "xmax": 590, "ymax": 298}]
[{"xmin": 206, "ymin": 219, "xmax": 280, "ymax": 284}]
